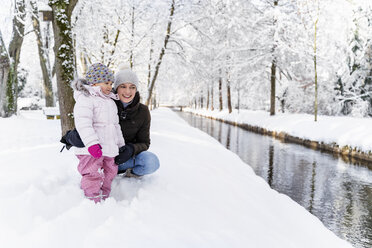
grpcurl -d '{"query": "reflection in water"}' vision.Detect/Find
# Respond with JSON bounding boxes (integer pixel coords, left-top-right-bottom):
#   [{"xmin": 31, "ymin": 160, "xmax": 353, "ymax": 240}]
[
  {"xmin": 267, "ymin": 145, "xmax": 274, "ymax": 187},
  {"xmin": 218, "ymin": 121, "xmax": 222, "ymax": 143},
  {"xmin": 177, "ymin": 111, "xmax": 372, "ymax": 248},
  {"xmin": 226, "ymin": 125, "xmax": 231, "ymax": 149},
  {"xmin": 308, "ymin": 161, "xmax": 316, "ymax": 214}
]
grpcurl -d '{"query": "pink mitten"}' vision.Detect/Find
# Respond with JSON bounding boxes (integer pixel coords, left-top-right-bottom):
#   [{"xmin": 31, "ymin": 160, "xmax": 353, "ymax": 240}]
[{"xmin": 88, "ymin": 144, "xmax": 102, "ymax": 158}]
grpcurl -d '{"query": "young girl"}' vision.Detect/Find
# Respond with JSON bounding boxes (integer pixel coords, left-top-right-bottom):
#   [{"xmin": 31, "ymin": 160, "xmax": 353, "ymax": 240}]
[{"xmin": 72, "ymin": 63, "xmax": 125, "ymax": 203}]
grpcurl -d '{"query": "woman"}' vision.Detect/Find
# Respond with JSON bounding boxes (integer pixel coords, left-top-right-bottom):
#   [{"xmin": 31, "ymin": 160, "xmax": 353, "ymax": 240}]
[
  {"xmin": 112, "ymin": 67, "xmax": 160, "ymax": 177},
  {"xmin": 61, "ymin": 66, "xmax": 160, "ymax": 178}
]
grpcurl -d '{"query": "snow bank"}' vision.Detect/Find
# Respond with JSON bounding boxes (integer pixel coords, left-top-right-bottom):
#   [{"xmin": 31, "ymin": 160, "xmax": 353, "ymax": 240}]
[
  {"xmin": 0, "ymin": 108, "xmax": 352, "ymax": 248},
  {"xmin": 186, "ymin": 108, "xmax": 372, "ymax": 154}
]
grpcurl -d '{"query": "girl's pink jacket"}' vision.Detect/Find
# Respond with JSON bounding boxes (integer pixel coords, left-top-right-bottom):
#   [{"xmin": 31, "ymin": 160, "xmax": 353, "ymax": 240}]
[{"xmin": 72, "ymin": 79, "xmax": 125, "ymax": 157}]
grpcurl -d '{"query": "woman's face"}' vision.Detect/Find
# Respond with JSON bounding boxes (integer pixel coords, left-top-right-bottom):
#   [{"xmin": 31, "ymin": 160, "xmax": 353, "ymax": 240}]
[{"xmin": 117, "ymin": 83, "xmax": 137, "ymax": 103}]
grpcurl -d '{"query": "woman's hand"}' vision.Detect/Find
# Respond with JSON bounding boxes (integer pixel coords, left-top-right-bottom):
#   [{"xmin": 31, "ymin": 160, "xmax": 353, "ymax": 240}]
[{"xmin": 115, "ymin": 144, "xmax": 134, "ymax": 165}]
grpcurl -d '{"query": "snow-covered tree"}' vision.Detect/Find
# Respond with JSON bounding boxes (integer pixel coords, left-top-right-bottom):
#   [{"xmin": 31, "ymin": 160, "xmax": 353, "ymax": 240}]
[
  {"xmin": 0, "ymin": 30, "xmax": 10, "ymax": 116},
  {"xmin": 49, "ymin": 0, "xmax": 78, "ymax": 134},
  {"xmin": 0, "ymin": 0, "xmax": 26, "ymax": 117},
  {"xmin": 3, "ymin": 0, "xmax": 370, "ymax": 118},
  {"xmin": 146, "ymin": 0, "xmax": 176, "ymax": 105},
  {"xmin": 30, "ymin": 0, "xmax": 54, "ymax": 107},
  {"xmin": 337, "ymin": 2, "xmax": 372, "ymax": 117}
]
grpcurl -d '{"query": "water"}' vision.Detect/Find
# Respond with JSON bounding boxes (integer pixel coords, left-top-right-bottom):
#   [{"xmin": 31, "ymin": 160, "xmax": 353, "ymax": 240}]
[{"xmin": 177, "ymin": 110, "xmax": 372, "ymax": 248}]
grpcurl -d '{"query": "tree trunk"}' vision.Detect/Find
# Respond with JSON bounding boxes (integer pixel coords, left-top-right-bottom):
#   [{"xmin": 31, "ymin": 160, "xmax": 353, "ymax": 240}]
[
  {"xmin": 0, "ymin": 31, "xmax": 10, "ymax": 117},
  {"xmin": 226, "ymin": 77, "xmax": 232, "ymax": 113},
  {"xmin": 270, "ymin": 60, "xmax": 276, "ymax": 115},
  {"xmin": 218, "ymin": 70, "xmax": 223, "ymax": 111},
  {"xmin": 31, "ymin": 0, "xmax": 55, "ymax": 107},
  {"xmin": 152, "ymin": 92, "xmax": 156, "ymax": 110},
  {"xmin": 106, "ymin": 29, "xmax": 120, "ymax": 68},
  {"xmin": 236, "ymin": 79, "xmax": 241, "ymax": 113},
  {"xmin": 100, "ymin": 24, "xmax": 121, "ymax": 67},
  {"xmin": 211, "ymin": 82, "xmax": 214, "ymax": 111},
  {"xmin": 225, "ymin": 52, "xmax": 232, "ymax": 113},
  {"xmin": 147, "ymin": 39, "xmax": 154, "ymax": 87},
  {"xmin": 206, "ymin": 87, "xmax": 210, "ymax": 110},
  {"xmin": 52, "ymin": 61, "xmax": 56, "ymax": 77},
  {"xmin": 80, "ymin": 49, "xmax": 89, "ymax": 75},
  {"xmin": 101, "ymin": 25, "xmax": 108, "ymax": 62},
  {"xmin": 314, "ymin": 18, "xmax": 318, "ymax": 122},
  {"xmin": 146, "ymin": 0, "xmax": 175, "ymax": 106},
  {"xmin": 2, "ymin": 0, "xmax": 26, "ymax": 117},
  {"xmin": 129, "ymin": 5, "xmax": 135, "ymax": 69},
  {"xmin": 49, "ymin": 0, "xmax": 78, "ymax": 135},
  {"xmin": 270, "ymin": 0, "xmax": 279, "ymax": 116}
]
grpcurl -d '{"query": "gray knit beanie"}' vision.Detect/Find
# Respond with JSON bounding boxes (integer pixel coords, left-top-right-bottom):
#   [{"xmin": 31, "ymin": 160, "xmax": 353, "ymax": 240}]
[{"xmin": 114, "ymin": 66, "xmax": 139, "ymax": 91}]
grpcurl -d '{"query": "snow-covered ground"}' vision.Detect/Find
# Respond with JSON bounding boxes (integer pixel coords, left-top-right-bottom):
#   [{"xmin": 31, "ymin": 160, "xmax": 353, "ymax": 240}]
[
  {"xmin": 185, "ymin": 108, "xmax": 372, "ymax": 154},
  {"xmin": 0, "ymin": 108, "xmax": 352, "ymax": 248}
]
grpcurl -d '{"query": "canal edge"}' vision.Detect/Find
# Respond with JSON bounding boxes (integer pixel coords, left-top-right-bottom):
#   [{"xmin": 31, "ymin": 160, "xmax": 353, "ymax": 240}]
[{"xmin": 186, "ymin": 111, "xmax": 372, "ymax": 164}]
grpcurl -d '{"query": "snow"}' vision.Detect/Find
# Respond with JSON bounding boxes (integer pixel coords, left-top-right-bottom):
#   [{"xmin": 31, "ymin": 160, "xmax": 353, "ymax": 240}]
[
  {"xmin": 37, "ymin": 2, "xmax": 52, "ymax": 12},
  {"xmin": 42, "ymin": 106, "xmax": 60, "ymax": 116},
  {"xmin": 18, "ymin": 97, "xmax": 44, "ymax": 110},
  {"xmin": 186, "ymin": 108, "xmax": 372, "ymax": 153},
  {"xmin": 0, "ymin": 108, "xmax": 352, "ymax": 248},
  {"xmin": 0, "ymin": 0, "xmax": 12, "ymax": 47}
]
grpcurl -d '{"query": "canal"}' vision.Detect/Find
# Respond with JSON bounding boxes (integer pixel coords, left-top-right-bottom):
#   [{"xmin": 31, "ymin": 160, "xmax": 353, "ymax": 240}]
[{"xmin": 177, "ymin": 110, "xmax": 372, "ymax": 248}]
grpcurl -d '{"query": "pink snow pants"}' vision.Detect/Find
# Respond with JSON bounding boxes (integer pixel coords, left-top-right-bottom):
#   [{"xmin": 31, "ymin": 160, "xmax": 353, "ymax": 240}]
[{"xmin": 76, "ymin": 155, "xmax": 118, "ymax": 203}]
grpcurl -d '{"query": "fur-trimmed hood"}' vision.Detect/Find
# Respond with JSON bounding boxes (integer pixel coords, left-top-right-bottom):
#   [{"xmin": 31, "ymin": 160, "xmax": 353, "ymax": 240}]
[
  {"xmin": 71, "ymin": 78, "xmax": 119, "ymax": 101},
  {"xmin": 71, "ymin": 78, "xmax": 91, "ymax": 96}
]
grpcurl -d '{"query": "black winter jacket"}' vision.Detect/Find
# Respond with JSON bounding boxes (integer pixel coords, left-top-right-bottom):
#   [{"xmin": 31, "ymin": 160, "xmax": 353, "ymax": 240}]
[{"xmin": 115, "ymin": 92, "xmax": 151, "ymax": 155}]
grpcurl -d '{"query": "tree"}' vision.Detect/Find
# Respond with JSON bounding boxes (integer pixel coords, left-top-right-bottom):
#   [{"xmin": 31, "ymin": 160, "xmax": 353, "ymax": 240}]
[
  {"xmin": 337, "ymin": 3, "xmax": 372, "ymax": 117},
  {"xmin": 74, "ymin": 0, "xmax": 121, "ymax": 69},
  {"xmin": 43, "ymin": 0, "xmax": 370, "ymax": 118},
  {"xmin": 226, "ymin": 69, "xmax": 232, "ymax": 113},
  {"xmin": 0, "ymin": 0, "xmax": 26, "ymax": 117},
  {"xmin": 147, "ymin": 39, "xmax": 154, "ymax": 86},
  {"xmin": 30, "ymin": 0, "xmax": 55, "ymax": 107},
  {"xmin": 49, "ymin": 0, "xmax": 78, "ymax": 134},
  {"xmin": 250, "ymin": 0, "xmax": 306, "ymax": 115},
  {"xmin": 218, "ymin": 69, "xmax": 223, "ymax": 111},
  {"xmin": 146, "ymin": 0, "xmax": 175, "ymax": 106},
  {"xmin": 270, "ymin": 0, "xmax": 279, "ymax": 116},
  {"xmin": 312, "ymin": 2, "xmax": 319, "ymax": 121},
  {"xmin": 0, "ymin": 31, "xmax": 10, "ymax": 117}
]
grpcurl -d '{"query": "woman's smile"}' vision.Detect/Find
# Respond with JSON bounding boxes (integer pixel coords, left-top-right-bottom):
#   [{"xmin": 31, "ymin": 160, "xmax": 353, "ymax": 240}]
[{"xmin": 117, "ymin": 83, "xmax": 137, "ymax": 103}]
